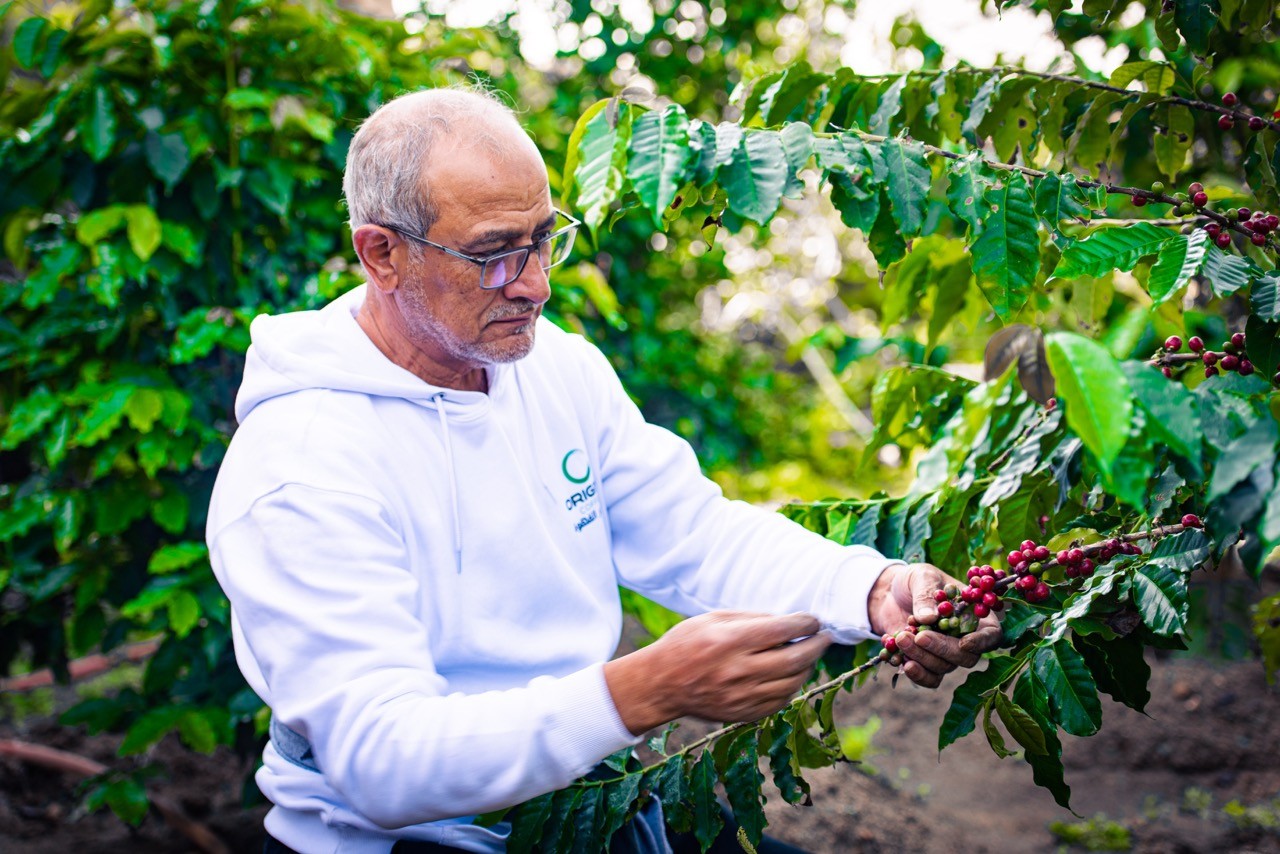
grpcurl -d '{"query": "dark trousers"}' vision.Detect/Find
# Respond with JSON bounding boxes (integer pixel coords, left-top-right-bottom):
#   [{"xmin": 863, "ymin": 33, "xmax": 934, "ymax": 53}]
[{"xmin": 262, "ymin": 804, "xmax": 810, "ymax": 853}]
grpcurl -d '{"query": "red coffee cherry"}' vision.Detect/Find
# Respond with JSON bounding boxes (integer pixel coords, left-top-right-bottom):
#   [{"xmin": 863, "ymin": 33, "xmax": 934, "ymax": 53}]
[
  {"xmin": 973, "ymin": 603, "xmax": 990, "ymax": 618},
  {"xmin": 1202, "ymin": 352, "xmax": 1219, "ymax": 366},
  {"xmin": 1064, "ymin": 564, "xmax": 1079, "ymax": 578},
  {"xmin": 1219, "ymin": 115, "xmax": 1235, "ymax": 131},
  {"xmin": 1007, "ymin": 550, "xmax": 1025, "ymax": 567},
  {"xmin": 934, "ymin": 589, "xmax": 949, "ymax": 603},
  {"xmin": 1032, "ymin": 546, "xmax": 1051, "ymax": 561},
  {"xmin": 1056, "ymin": 549, "xmax": 1070, "ymax": 564},
  {"xmin": 1164, "ymin": 335, "xmax": 1182, "ymax": 351},
  {"xmin": 1020, "ymin": 540, "xmax": 1037, "ymax": 552},
  {"xmin": 1252, "ymin": 232, "xmax": 1267, "ymax": 246},
  {"xmin": 1193, "ymin": 191, "xmax": 1210, "ymax": 206},
  {"xmin": 1188, "ymin": 336, "xmax": 1205, "ymax": 352},
  {"xmin": 1231, "ymin": 332, "xmax": 1246, "ymax": 348},
  {"xmin": 1240, "ymin": 360, "xmax": 1255, "ymax": 376},
  {"xmin": 1222, "ymin": 354, "xmax": 1241, "ymax": 372},
  {"xmin": 1161, "ymin": 367, "xmax": 1174, "ymax": 379},
  {"xmin": 1238, "ymin": 208, "xmax": 1252, "ymax": 220},
  {"xmin": 1222, "ymin": 92, "xmax": 1239, "ymax": 107},
  {"xmin": 1016, "ymin": 574, "xmax": 1037, "ymax": 591},
  {"xmin": 1181, "ymin": 513, "xmax": 1202, "ymax": 528},
  {"xmin": 1206, "ymin": 366, "xmax": 1220, "ymax": 378},
  {"xmin": 978, "ymin": 575, "xmax": 996, "ymax": 592},
  {"xmin": 1067, "ymin": 548, "xmax": 1085, "ymax": 564},
  {"xmin": 937, "ymin": 600, "xmax": 955, "ymax": 617},
  {"xmin": 1250, "ymin": 116, "xmax": 1266, "ymax": 131},
  {"xmin": 1189, "ymin": 182, "xmax": 1204, "ymax": 194},
  {"xmin": 1079, "ymin": 558, "xmax": 1095, "ymax": 576},
  {"xmin": 1216, "ymin": 232, "xmax": 1232, "ymax": 248}
]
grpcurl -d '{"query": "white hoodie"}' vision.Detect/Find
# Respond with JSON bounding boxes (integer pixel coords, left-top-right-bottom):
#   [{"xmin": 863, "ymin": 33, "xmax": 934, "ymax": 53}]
[{"xmin": 207, "ymin": 284, "xmax": 901, "ymax": 853}]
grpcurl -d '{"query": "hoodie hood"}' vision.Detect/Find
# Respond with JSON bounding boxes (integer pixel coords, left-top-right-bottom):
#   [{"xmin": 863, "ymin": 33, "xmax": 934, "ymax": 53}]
[{"xmin": 235, "ymin": 284, "xmax": 494, "ymax": 424}]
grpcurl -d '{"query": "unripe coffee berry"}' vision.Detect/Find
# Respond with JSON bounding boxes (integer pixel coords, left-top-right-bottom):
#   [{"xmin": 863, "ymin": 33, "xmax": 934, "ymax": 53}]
[
  {"xmin": 1181, "ymin": 513, "xmax": 1202, "ymax": 528},
  {"xmin": 1164, "ymin": 335, "xmax": 1182, "ymax": 351},
  {"xmin": 937, "ymin": 600, "xmax": 955, "ymax": 617},
  {"xmin": 1222, "ymin": 92, "xmax": 1239, "ymax": 106},
  {"xmin": 1188, "ymin": 336, "xmax": 1205, "ymax": 352}
]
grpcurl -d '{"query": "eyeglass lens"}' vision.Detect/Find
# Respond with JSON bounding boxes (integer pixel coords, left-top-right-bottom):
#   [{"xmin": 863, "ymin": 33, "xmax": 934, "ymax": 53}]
[{"xmin": 480, "ymin": 228, "xmax": 576, "ymax": 288}]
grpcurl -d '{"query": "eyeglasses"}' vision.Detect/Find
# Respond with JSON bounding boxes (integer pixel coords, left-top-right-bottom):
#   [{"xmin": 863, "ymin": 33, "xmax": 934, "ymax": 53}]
[{"xmin": 379, "ymin": 209, "xmax": 580, "ymax": 290}]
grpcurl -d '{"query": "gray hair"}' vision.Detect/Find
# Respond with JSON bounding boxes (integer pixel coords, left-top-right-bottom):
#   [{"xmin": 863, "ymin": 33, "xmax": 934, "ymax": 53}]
[{"xmin": 342, "ymin": 85, "xmax": 521, "ymax": 242}]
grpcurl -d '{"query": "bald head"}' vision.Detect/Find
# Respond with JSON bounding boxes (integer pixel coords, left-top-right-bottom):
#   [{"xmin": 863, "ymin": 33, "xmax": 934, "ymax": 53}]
[{"xmin": 343, "ymin": 86, "xmax": 538, "ymax": 241}]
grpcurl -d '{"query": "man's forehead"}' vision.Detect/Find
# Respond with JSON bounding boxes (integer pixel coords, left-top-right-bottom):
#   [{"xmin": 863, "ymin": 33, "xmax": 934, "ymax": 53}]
[{"xmin": 427, "ymin": 142, "xmax": 551, "ymax": 234}]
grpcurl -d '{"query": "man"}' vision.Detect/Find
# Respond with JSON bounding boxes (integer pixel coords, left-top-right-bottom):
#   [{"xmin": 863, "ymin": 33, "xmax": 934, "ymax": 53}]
[{"xmin": 207, "ymin": 87, "xmax": 999, "ymax": 854}]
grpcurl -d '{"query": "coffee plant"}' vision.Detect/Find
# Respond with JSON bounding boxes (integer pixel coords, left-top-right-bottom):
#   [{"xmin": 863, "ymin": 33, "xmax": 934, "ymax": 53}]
[
  {"xmin": 4, "ymin": 0, "xmax": 1280, "ymax": 848},
  {"xmin": 485, "ymin": 4, "xmax": 1280, "ymax": 851}
]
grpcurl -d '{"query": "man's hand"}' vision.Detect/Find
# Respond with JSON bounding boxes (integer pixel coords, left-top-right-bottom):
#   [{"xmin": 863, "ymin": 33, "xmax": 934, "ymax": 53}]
[
  {"xmin": 868, "ymin": 562, "xmax": 1002, "ymax": 688},
  {"xmin": 604, "ymin": 611, "xmax": 831, "ymax": 735}
]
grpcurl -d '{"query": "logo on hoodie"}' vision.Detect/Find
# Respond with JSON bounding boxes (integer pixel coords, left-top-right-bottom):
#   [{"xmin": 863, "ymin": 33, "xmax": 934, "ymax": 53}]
[{"xmin": 561, "ymin": 449, "xmax": 599, "ymax": 531}]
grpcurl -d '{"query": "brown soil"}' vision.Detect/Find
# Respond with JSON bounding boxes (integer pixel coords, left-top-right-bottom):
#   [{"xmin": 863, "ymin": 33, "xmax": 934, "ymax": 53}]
[{"xmin": 2, "ymin": 654, "xmax": 1279, "ymax": 853}]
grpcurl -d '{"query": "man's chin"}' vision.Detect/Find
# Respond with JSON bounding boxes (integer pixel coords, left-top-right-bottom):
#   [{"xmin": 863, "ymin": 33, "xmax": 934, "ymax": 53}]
[{"xmin": 482, "ymin": 324, "xmax": 537, "ymax": 364}]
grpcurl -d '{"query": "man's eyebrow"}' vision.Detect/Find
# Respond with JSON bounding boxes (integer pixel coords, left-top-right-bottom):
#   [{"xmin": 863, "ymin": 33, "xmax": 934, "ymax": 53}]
[{"xmin": 463, "ymin": 214, "xmax": 558, "ymax": 252}]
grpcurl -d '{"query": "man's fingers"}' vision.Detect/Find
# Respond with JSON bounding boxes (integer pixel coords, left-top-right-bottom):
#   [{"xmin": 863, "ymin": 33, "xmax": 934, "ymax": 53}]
[
  {"xmin": 748, "ymin": 612, "xmax": 823, "ymax": 648},
  {"xmin": 894, "ymin": 631, "xmax": 958, "ymax": 675},
  {"xmin": 901, "ymin": 659, "xmax": 943, "ymax": 688},
  {"xmin": 911, "ymin": 629, "xmax": 980, "ymax": 669},
  {"xmin": 907, "ymin": 566, "xmax": 942, "ymax": 623},
  {"xmin": 959, "ymin": 618, "xmax": 1004, "ymax": 655},
  {"xmin": 756, "ymin": 631, "xmax": 832, "ymax": 676}
]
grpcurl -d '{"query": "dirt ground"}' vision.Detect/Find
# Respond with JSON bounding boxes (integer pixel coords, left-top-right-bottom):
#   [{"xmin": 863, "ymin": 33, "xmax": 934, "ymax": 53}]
[{"xmin": 2, "ymin": 652, "xmax": 1279, "ymax": 853}]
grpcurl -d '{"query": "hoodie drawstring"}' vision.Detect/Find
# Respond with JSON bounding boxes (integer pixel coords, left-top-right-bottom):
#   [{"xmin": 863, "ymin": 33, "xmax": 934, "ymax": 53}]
[{"xmin": 432, "ymin": 392, "xmax": 463, "ymax": 573}]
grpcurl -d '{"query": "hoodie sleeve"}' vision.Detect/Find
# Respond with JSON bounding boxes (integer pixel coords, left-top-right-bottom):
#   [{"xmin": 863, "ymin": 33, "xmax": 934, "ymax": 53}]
[
  {"xmin": 209, "ymin": 483, "xmax": 638, "ymax": 828},
  {"xmin": 577, "ymin": 342, "xmax": 904, "ymax": 644}
]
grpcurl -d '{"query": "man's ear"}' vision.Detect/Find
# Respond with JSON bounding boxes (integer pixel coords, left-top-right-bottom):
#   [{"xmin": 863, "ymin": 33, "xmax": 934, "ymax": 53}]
[{"xmin": 352, "ymin": 226, "xmax": 404, "ymax": 294}]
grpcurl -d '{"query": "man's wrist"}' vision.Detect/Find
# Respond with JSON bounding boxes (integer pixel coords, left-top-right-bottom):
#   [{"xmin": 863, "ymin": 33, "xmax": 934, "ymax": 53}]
[{"xmin": 603, "ymin": 646, "xmax": 678, "ymax": 736}]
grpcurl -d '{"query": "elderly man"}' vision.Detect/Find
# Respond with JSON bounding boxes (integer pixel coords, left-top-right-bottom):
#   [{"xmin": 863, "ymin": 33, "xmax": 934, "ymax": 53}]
[{"xmin": 207, "ymin": 87, "xmax": 999, "ymax": 854}]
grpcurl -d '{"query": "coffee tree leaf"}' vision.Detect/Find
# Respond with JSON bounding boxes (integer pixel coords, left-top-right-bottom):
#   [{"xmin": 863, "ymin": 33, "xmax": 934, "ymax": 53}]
[
  {"xmin": 1045, "ymin": 332, "xmax": 1134, "ymax": 475},
  {"xmin": 849, "ymin": 501, "xmax": 881, "ymax": 548},
  {"xmin": 119, "ymin": 704, "xmax": 187, "ymax": 755},
  {"xmin": 902, "ymin": 493, "xmax": 936, "ymax": 563},
  {"xmin": 1051, "ymin": 222, "xmax": 1175, "ymax": 280},
  {"xmin": 961, "ymin": 73, "xmax": 1000, "ymax": 143},
  {"xmin": 1001, "ymin": 599, "xmax": 1052, "ymax": 644},
  {"xmin": 881, "ymin": 138, "xmax": 931, "ymax": 238},
  {"xmin": 1077, "ymin": 634, "xmax": 1151, "ymax": 713},
  {"xmin": 1012, "ymin": 672, "xmax": 1072, "ymax": 810},
  {"xmin": 1154, "ymin": 103, "xmax": 1194, "ymax": 182},
  {"xmin": 721, "ymin": 131, "xmax": 787, "ymax": 226},
  {"xmin": 600, "ymin": 773, "xmax": 643, "ymax": 844},
  {"xmin": 1034, "ymin": 172, "xmax": 1092, "ymax": 231},
  {"xmin": 1130, "ymin": 564, "xmax": 1189, "ymax": 636},
  {"xmin": 763, "ymin": 62, "xmax": 824, "ymax": 126},
  {"xmin": 829, "ymin": 172, "xmax": 881, "ymax": 233},
  {"xmin": 80, "ymin": 86, "xmax": 117, "ymax": 163},
  {"xmin": 627, "ymin": 104, "xmax": 693, "ymax": 228},
  {"xmin": 144, "ymin": 132, "xmax": 191, "ymax": 193},
  {"xmin": 981, "ymin": 695, "xmax": 1014, "ymax": 758},
  {"xmin": 543, "ymin": 786, "xmax": 582, "ymax": 851},
  {"xmin": 1147, "ymin": 229, "xmax": 1209, "ymax": 303},
  {"xmin": 1044, "ymin": 566, "xmax": 1132, "ymax": 644},
  {"xmin": 102, "ymin": 777, "xmax": 150, "ymax": 826},
  {"xmin": 1174, "ymin": 0, "xmax": 1217, "ymax": 53},
  {"xmin": 1032, "ymin": 639, "xmax": 1102, "ymax": 736},
  {"xmin": 1208, "ymin": 416, "xmax": 1278, "ymax": 501},
  {"xmin": 689, "ymin": 752, "xmax": 724, "ymax": 853},
  {"xmin": 657, "ymin": 756, "xmax": 691, "ymax": 833},
  {"xmin": 971, "ymin": 170, "xmax": 1040, "ymax": 319},
  {"xmin": 778, "ymin": 122, "xmax": 813, "ymax": 197},
  {"xmin": 868, "ymin": 74, "xmax": 908, "ymax": 135},
  {"xmin": 1253, "ymin": 271, "xmax": 1280, "ymax": 321},
  {"xmin": 571, "ymin": 784, "xmax": 604, "ymax": 849},
  {"xmin": 867, "ymin": 191, "xmax": 907, "ymax": 268},
  {"xmin": 994, "ymin": 692, "xmax": 1048, "ymax": 757},
  {"xmin": 762, "ymin": 713, "xmax": 809, "ymax": 805},
  {"xmin": 946, "ymin": 153, "xmax": 993, "ymax": 236},
  {"xmin": 939, "ymin": 654, "xmax": 1022, "ymax": 751},
  {"xmin": 572, "ymin": 99, "xmax": 632, "ymax": 236},
  {"xmin": 1244, "ymin": 315, "xmax": 1280, "ymax": 375},
  {"xmin": 1199, "ymin": 245, "xmax": 1256, "ymax": 298},
  {"xmin": 13, "ymin": 16, "xmax": 46, "ymax": 69},
  {"xmin": 1121, "ymin": 360, "xmax": 1202, "ymax": 468},
  {"xmin": 506, "ymin": 791, "xmax": 554, "ymax": 853},
  {"xmin": 723, "ymin": 733, "xmax": 767, "ymax": 848}
]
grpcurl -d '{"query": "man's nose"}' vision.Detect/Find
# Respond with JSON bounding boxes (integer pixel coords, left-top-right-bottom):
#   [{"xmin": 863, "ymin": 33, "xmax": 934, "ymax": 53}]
[{"xmin": 503, "ymin": 255, "xmax": 552, "ymax": 306}]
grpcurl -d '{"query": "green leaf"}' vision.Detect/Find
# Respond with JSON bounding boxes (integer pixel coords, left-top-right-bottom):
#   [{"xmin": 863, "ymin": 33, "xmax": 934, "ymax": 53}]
[
  {"xmin": 994, "ymin": 692, "xmax": 1048, "ymax": 756},
  {"xmin": 543, "ymin": 787, "xmax": 581, "ymax": 852},
  {"xmin": 75, "ymin": 205, "xmax": 129, "ymax": 246},
  {"xmin": 148, "ymin": 542, "xmax": 208, "ymax": 575},
  {"xmin": 13, "ymin": 16, "xmax": 46, "ymax": 69},
  {"xmin": 1121, "ymin": 360, "xmax": 1202, "ymax": 467},
  {"xmin": 506, "ymin": 791, "xmax": 554, "ymax": 853},
  {"xmin": 939, "ymin": 655, "xmax": 1021, "ymax": 750},
  {"xmin": 627, "ymin": 105, "xmax": 693, "ymax": 228},
  {"xmin": 572, "ymin": 99, "xmax": 632, "ymax": 236},
  {"xmin": 849, "ymin": 501, "xmax": 882, "ymax": 548},
  {"xmin": 946, "ymin": 153, "xmax": 992, "ymax": 236},
  {"xmin": 867, "ymin": 190, "xmax": 907, "ymax": 268},
  {"xmin": 688, "ymin": 752, "xmax": 724, "ymax": 852},
  {"xmin": 1077, "ymin": 635, "xmax": 1151, "ymax": 713},
  {"xmin": 1044, "ymin": 567, "xmax": 1131, "ymax": 644},
  {"xmin": 1131, "ymin": 564, "xmax": 1189, "ymax": 636},
  {"xmin": 1154, "ymin": 104, "xmax": 1194, "ymax": 183},
  {"xmin": 657, "ymin": 757, "xmax": 691, "ymax": 833},
  {"xmin": 778, "ymin": 122, "xmax": 813, "ymax": 198},
  {"xmin": 1068, "ymin": 92, "xmax": 1123, "ymax": 172},
  {"xmin": 177, "ymin": 707, "xmax": 219, "ymax": 753},
  {"xmin": 1, "ymin": 388, "xmax": 60, "ymax": 449},
  {"xmin": 571, "ymin": 784, "xmax": 604, "ymax": 849},
  {"xmin": 868, "ymin": 74, "xmax": 907, "ymax": 135},
  {"xmin": 1200, "ymin": 245, "xmax": 1256, "ymax": 298},
  {"xmin": 971, "ymin": 171, "xmax": 1040, "ymax": 319},
  {"xmin": 145, "ymin": 132, "xmax": 191, "ymax": 193},
  {"xmin": 880, "ymin": 139, "xmax": 931, "ymax": 238},
  {"xmin": 1045, "ymin": 332, "xmax": 1134, "ymax": 475},
  {"xmin": 961, "ymin": 73, "xmax": 1000, "ymax": 143},
  {"xmin": 1147, "ymin": 229, "xmax": 1209, "ymax": 303},
  {"xmin": 1245, "ymin": 315, "xmax": 1280, "ymax": 376},
  {"xmin": 600, "ymin": 773, "xmax": 643, "ymax": 845},
  {"xmin": 1253, "ymin": 271, "xmax": 1280, "ymax": 321},
  {"xmin": 71, "ymin": 385, "xmax": 133, "ymax": 446},
  {"xmin": 123, "ymin": 206, "xmax": 162, "ymax": 262},
  {"xmin": 1034, "ymin": 172, "xmax": 1092, "ymax": 230},
  {"xmin": 723, "ymin": 735, "xmax": 767, "ymax": 849},
  {"xmin": 1032, "ymin": 640, "xmax": 1102, "ymax": 736},
  {"xmin": 103, "ymin": 778, "xmax": 150, "ymax": 826},
  {"xmin": 713, "ymin": 122, "xmax": 743, "ymax": 170},
  {"xmin": 80, "ymin": 87, "xmax": 116, "ymax": 162},
  {"xmin": 120, "ymin": 705, "xmax": 186, "ymax": 755},
  {"xmin": 762, "ymin": 715, "xmax": 809, "ymax": 805},
  {"xmin": 1174, "ymin": 0, "xmax": 1218, "ymax": 53},
  {"xmin": 981, "ymin": 695, "xmax": 1013, "ymax": 758},
  {"xmin": 1012, "ymin": 672, "xmax": 1072, "ymax": 809},
  {"xmin": 1051, "ymin": 222, "xmax": 1176, "ymax": 280},
  {"xmin": 721, "ymin": 131, "xmax": 787, "ymax": 226},
  {"xmin": 1001, "ymin": 599, "xmax": 1052, "ymax": 644},
  {"xmin": 1209, "ymin": 416, "xmax": 1277, "ymax": 501}
]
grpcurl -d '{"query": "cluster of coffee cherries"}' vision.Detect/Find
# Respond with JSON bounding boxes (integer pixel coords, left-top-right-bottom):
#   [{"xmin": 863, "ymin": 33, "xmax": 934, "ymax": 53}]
[
  {"xmin": 1161, "ymin": 332, "xmax": 1259, "ymax": 380},
  {"xmin": 1216, "ymin": 91, "xmax": 1273, "ymax": 132}
]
